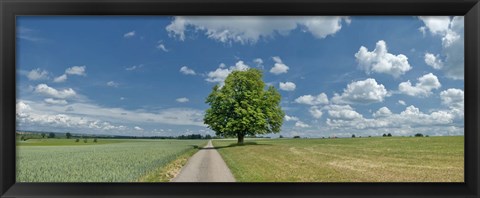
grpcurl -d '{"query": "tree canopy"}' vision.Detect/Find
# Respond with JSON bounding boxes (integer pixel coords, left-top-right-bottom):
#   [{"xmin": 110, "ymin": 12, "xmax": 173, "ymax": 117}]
[{"xmin": 204, "ymin": 68, "xmax": 284, "ymax": 144}]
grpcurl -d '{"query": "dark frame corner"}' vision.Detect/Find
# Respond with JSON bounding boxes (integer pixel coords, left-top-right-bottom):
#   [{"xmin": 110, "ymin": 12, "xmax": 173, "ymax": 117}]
[{"xmin": 1, "ymin": 0, "xmax": 479, "ymax": 197}]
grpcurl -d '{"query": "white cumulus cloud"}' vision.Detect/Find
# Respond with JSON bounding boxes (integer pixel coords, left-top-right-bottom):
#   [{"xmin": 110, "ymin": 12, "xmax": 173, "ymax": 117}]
[
  {"xmin": 332, "ymin": 78, "xmax": 388, "ymax": 104},
  {"xmin": 295, "ymin": 93, "xmax": 329, "ymax": 105},
  {"xmin": 295, "ymin": 121, "xmax": 310, "ymax": 128},
  {"xmin": 176, "ymin": 97, "xmax": 189, "ymax": 103},
  {"xmin": 284, "ymin": 115, "xmax": 299, "ymax": 121},
  {"xmin": 424, "ymin": 52, "xmax": 443, "ymax": 69},
  {"xmin": 325, "ymin": 105, "xmax": 459, "ymax": 132},
  {"xmin": 65, "ymin": 66, "xmax": 86, "ymax": 76},
  {"xmin": 270, "ymin": 56, "xmax": 289, "ymax": 75},
  {"xmin": 398, "ymin": 73, "xmax": 441, "ymax": 97},
  {"xmin": 418, "ymin": 16, "xmax": 464, "ymax": 80},
  {"xmin": 27, "ymin": 68, "xmax": 49, "ymax": 81},
  {"xmin": 373, "ymin": 107, "xmax": 392, "ymax": 118},
  {"xmin": 355, "ymin": 40, "xmax": 412, "ymax": 78},
  {"xmin": 206, "ymin": 61, "xmax": 250, "ymax": 85},
  {"xmin": 166, "ymin": 16, "xmax": 350, "ymax": 44},
  {"xmin": 440, "ymin": 88, "xmax": 464, "ymax": 118},
  {"xmin": 418, "ymin": 16, "xmax": 451, "ymax": 35},
  {"xmin": 180, "ymin": 66, "xmax": 196, "ymax": 75},
  {"xmin": 34, "ymin": 84, "xmax": 76, "ymax": 99},
  {"xmin": 309, "ymin": 106, "xmax": 324, "ymax": 119},
  {"xmin": 253, "ymin": 58, "xmax": 264, "ymax": 68},
  {"xmin": 53, "ymin": 74, "xmax": 67, "ymax": 83},
  {"xmin": 325, "ymin": 105, "xmax": 363, "ymax": 120},
  {"xmin": 279, "ymin": 82, "xmax": 296, "ymax": 91}
]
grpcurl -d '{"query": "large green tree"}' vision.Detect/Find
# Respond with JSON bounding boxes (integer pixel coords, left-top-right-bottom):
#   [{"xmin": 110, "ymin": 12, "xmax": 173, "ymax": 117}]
[{"xmin": 204, "ymin": 68, "xmax": 284, "ymax": 144}]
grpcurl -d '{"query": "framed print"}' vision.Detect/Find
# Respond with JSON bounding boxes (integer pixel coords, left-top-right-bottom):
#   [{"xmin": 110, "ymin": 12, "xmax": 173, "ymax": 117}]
[{"xmin": 1, "ymin": 0, "xmax": 479, "ymax": 197}]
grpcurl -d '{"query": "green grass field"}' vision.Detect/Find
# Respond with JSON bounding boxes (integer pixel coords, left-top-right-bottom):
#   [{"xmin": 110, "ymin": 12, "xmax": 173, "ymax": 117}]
[
  {"xmin": 17, "ymin": 139, "xmax": 207, "ymax": 182},
  {"xmin": 213, "ymin": 136, "xmax": 464, "ymax": 182}
]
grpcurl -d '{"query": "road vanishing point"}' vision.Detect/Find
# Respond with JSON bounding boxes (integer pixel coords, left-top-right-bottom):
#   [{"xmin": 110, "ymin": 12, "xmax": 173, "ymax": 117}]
[{"xmin": 171, "ymin": 140, "xmax": 236, "ymax": 182}]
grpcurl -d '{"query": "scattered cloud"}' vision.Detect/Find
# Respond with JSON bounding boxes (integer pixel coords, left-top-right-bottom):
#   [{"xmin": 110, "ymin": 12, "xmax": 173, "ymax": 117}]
[
  {"xmin": 125, "ymin": 64, "xmax": 143, "ymax": 71},
  {"xmin": 176, "ymin": 97, "xmax": 189, "ymax": 103},
  {"xmin": 284, "ymin": 115, "xmax": 299, "ymax": 121},
  {"xmin": 27, "ymin": 68, "xmax": 49, "ymax": 81},
  {"xmin": 16, "ymin": 26, "xmax": 45, "ymax": 42},
  {"xmin": 295, "ymin": 121, "xmax": 310, "ymax": 128},
  {"xmin": 65, "ymin": 66, "xmax": 86, "ymax": 76},
  {"xmin": 355, "ymin": 40, "xmax": 412, "ymax": 78},
  {"xmin": 16, "ymin": 99, "xmax": 207, "ymax": 135},
  {"xmin": 424, "ymin": 52, "xmax": 443, "ymax": 69},
  {"xmin": 326, "ymin": 105, "xmax": 458, "ymax": 132},
  {"xmin": 398, "ymin": 100, "xmax": 406, "ymax": 106},
  {"xmin": 372, "ymin": 107, "xmax": 392, "ymax": 118},
  {"xmin": 418, "ymin": 16, "xmax": 450, "ymax": 36},
  {"xmin": 123, "ymin": 31, "xmax": 135, "ymax": 38},
  {"xmin": 295, "ymin": 93, "xmax": 329, "ymax": 105},
  {"xmin": 270, "ymin": 56, "xmax": 289, "ymax": 75},
  {"xmin": 440, "ymin": 88, "xmax": 464, "ymax": 118},
  {"xmin": 107, "ymin": 81, "xmax": 119, "ymax": 87},
  {"xmin": 156, "ymin": 41, "xmax": 169, "ymax": 52},
  {"xmin": 166, "ymin": 16, "xmax": 350, "ymax": 44},
  {"xmin": 279, "ymin": 82, "xmax": 296, "ymax": 91},
  {"xmin": 418, "ymin": 16, "xmax": 464, "ymax": 80},
  {"xmin": 398, "ymin": 73, "xmax": 441, "ymax": 97},
  {"xmin": 440, "ymin": 88, "xmax": 463, "ymax": 108},
  {"xmin": 253, "ymin": 58, "xmax": 264, "ymax": 68},
  {"xmin": 134, "ymin": 126, "xmax": 144, "ymax": 131},
  {"xmin": 180, "ymin": 66, "xmax": 196, "ymax": 75},
  {"xmin": 53, "ymin": 74, "xmax": 67, "ymax": 83},
  {"xmin": 34, "ymin": 84, "xmax": 76, "ymax": 99},
  {"xmin": 206, "ymin": 61, "xmax": 249, "ymax": 84},
  {"xmin": 325, "ymin": 105, "xmax": 363, "ymax": 120},
  {"xmin": 309, "ymin": 106, "xmax": 323, "ymax": 119},
  {"xmin": 44, "ymin": 98, "xmax": 68, "ymax": 105},
  {"xmin": 51, "ymin": 66, "xmax": 86, "ymax": 83},
  {"xmin": 332, "ymin": 78, "xmax": 388, "ymax": 104}
]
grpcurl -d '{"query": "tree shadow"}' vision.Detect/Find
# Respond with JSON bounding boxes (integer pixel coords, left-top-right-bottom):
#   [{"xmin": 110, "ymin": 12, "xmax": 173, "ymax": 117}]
[{"xmin": 212, "ymin": 141, "xmax": 271, "ymax": 150}]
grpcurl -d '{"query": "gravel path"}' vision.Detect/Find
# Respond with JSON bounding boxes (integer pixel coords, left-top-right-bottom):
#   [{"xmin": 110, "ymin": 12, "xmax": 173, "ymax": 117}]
[{"xmin": 171, "ymin": 140, "xmax": 235, "ymax": 182}]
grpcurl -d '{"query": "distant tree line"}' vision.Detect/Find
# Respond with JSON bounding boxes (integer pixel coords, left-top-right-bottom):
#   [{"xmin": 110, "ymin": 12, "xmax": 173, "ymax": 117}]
[{"xmin": 16, "ymin": 131, "xmax": 433, "ymax": 141}]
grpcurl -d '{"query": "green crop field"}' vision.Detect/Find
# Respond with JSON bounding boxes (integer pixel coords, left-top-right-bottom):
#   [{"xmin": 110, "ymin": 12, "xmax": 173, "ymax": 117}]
[
  {"xmin": 17, "ymin": 139, "xmax": 207, "ymax": 182},
  {"xmin": 213, "ymin": 136, "xmax": 464, "ymax": 182}
]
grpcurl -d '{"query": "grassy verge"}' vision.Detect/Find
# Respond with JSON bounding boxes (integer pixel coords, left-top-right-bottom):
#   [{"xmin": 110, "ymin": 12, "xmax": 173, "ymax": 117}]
[
  {"xmin": 137, "ymin": 141, "xmax": 208, "ymax": 182},
  {"xmin": 213, "ymin": 136, "xmax": 464, "ymax": 182}
]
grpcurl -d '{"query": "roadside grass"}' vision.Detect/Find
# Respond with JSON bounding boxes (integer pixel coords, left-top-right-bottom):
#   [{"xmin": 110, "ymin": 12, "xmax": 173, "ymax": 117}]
[
  {"xmin": 213, "ymin": 136, "xmax": 464, "ymax": 182},
  {"xmin": 138, "ymin": 141, "xmax": 208, "ymax": 182},
  {"xmin": 17, "ymin": 139, "xmax": 208, "ymax": 182}
]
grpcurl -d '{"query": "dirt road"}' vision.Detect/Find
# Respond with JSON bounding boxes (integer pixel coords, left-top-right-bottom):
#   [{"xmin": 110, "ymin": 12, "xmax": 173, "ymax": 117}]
[{"xmin": 171, "ymin": 140, "xmax": 235, "ymax": 182}]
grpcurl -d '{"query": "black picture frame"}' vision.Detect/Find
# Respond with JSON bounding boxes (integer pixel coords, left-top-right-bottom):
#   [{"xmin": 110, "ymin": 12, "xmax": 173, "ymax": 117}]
[{"xmin": 1, "ymin": 0, "xmax": 479, "ymax": 197}]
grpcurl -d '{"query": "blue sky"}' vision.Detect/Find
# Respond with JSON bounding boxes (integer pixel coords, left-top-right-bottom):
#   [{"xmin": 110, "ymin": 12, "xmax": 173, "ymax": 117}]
[{"xmin": 16, "ymin": 16, "xmax": 464, "ymax": 137}]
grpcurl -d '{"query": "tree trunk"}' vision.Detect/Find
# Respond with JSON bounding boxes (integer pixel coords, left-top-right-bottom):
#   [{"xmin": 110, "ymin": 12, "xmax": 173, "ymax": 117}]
[{"xmin": 237, "ymin": 133, "xmax": 245, "ymax": 144}]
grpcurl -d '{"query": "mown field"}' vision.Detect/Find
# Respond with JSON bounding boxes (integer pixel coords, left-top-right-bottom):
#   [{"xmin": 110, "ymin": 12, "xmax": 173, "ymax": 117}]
[
  {"xmin": 17, "ymin": 139, "xmax": 207, "ymax": 182},
  {"xmin": 213, "ymin": 136, "xmax": 464, "ymax": 182}
]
